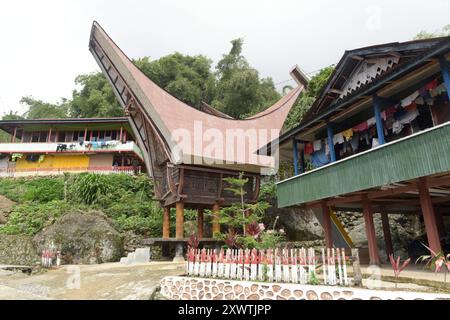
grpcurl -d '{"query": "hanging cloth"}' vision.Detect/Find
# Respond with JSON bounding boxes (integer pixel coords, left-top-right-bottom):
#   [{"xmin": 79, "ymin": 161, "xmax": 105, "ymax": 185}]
[
  {"xmin": 353, "ymin": 121, "xmax": 368, "ymax": 132},
  {"xmin": 304, "ymin": 143, "xmax": 314, "ymax": 155},
  {"xmin": 432, "ymin": 83, "xmax": 447, "ymax": 97},
  {"xmin": 342, "ymin": 129, "xmax": 354, "ymax": 141},
  {"xmin": 367, "ymin": 117, "xmax": 376, "ymax": 127},
  {"xmin": 385, "ymin": 105, "xmax": 397, "ymax": 116},
  {"xmin": 313, "ymin": 140, "xmax": 322, "ymax": 151},
  {"xmin": 401, "ymin": 91, "xmax": 419, "ymax": 107},
  {"xmin": 311, "ymin": 149, "xmax": 330, "ymax": 169},
  {"xmin": 333, "ymin": 132, "xmax": 344, "ymax": 145},
  {"xmin": 38, "ymin": 155, "xmax": 45, "ymax": 163}
]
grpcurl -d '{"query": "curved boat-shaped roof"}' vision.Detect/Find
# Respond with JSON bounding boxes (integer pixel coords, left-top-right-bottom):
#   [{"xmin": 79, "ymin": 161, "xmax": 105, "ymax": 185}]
[{"xmin": 89, "ymin": 22, "xmax": 306, "ymax": 172}]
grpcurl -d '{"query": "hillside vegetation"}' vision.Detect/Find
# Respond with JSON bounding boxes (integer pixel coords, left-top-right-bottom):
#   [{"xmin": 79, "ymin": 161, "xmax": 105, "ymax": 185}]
[{"xmin": 0, "ymin": 174, "xmax": 193, "ymax": 238}]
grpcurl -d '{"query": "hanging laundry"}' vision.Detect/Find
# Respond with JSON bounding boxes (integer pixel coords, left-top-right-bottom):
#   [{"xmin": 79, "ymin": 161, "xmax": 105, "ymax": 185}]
[
  {"xmin": 398, "ymin": 107, "xmax": 420, "ymax": 125},
  {"xmin": 385, "ymin": 105, "xmax": 397, "ymax": 116},
  {"xmin": 304, "ymin": 143, "xmax": 314, "ymax": 155},
  {"xmin": 394, "ymin": 108, "xmax": 407, "ymax": 120},
  {"xmin": 381, "ymin": 111, "xmax": 387, "ymax": 121},
  {"xmin": 353, "ymin": 121, "xmax": 368, "ymax": 132},
  {"xmin": 424, "ymin": 79, "xmax": 438, "ymax": 91},
  {"xmin": 310, "ymin": 149, "xmax": 330, "ymax": 169},
  {"xmin": 404, "ymin": 102, "xmax": 417, "ymax": 113},
  {"xmin": 325, "ymin": 141, "xmax": 330, "ymax": 155},
  {"xmin": 372, "ymin": 138, "xmax": 380, "ymax": 148},
  {"xmin": 313, "ymin": 140, "xmax": 322, "ymax": 151},
  {"xmin": 333, "ymin": 132, "xmax": 344, "ymax": 145},
  {"xmin": 401, "ymin": 91, "xmax": 419, "ymax": 107},
  {"xmin": 342, "ymin": 128, "xmax": 354, "ymax": 141},
  {"xmin": 11, "ymin": 153, "xmax": 23, "ymax": 162},
  {"xmin": 392, "ymin": 121, "xmax": 404, "ymax": 134},
  {"xmin": 349, "ymin": 133, "xmax": 359, "ymax": 152},
  {"xmin": 433, "ymin": 83, "xmax": 447, "ymax": 97},
  {"xmin": 385, "ymin": 115, "xmax": 394, "ymax": 130},
  {"xmin": 415, "ymin": 97, "xmax": 424, "ymax": 105},
  {"xmin": 367, "ymin": 117, "xmax": 376, "ymax": 127}
]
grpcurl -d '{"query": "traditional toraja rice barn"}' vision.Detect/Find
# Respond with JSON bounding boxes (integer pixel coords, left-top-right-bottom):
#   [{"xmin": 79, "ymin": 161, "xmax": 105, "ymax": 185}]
[
  {"xmin": 88, "ymin": 22, "xmax": 308, "ymax": 257},
  {"xmin": 270, "ymin": 37, "xmax": 450, "ymax": 265}
]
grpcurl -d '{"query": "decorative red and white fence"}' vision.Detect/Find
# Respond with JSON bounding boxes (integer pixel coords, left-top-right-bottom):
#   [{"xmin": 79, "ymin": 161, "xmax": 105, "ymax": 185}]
[
  {"xmin": 0, "ymin": 166, "xmax": 141, "ymax": 177},
  {"xmin": 186, "ymin": 248, "xmax": 349, "ymax": 286}
]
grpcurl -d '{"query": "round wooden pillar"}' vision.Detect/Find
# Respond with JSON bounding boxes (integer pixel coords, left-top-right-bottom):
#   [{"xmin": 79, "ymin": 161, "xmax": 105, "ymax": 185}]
[
  {"xmin": 212, "ymin": 203, "xmax": 220, "ymax": 235},
  {"xmin": 176, "ymin": 201, "xmax": 184, "ymax": 239},
  {"xmin": 162, "ymin": 206, "xmax": 170, "ymax": 239},
  {"xmin": 197, "ymin": 209, "xmax": 204, "ymax": 239}
]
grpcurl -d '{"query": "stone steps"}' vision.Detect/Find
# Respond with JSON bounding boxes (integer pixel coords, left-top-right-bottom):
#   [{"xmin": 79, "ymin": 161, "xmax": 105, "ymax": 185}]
[{"xmin": 120, "ymin": 247, "xmax": 150, "ymax": 265}]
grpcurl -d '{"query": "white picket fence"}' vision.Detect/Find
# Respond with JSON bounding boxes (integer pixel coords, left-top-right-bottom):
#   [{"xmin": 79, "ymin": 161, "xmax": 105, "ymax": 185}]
[{"xmin": 186, "ymin": 247, "xmax": 349, "ymax": 286}]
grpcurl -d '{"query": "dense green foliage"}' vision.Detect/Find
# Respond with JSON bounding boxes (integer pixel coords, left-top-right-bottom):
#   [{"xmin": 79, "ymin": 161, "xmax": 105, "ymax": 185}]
[
  {"xmin": 70, "ymin": 73, "xmax": 124, "ymax": 118},
  {"xmin": 212, "ymin": 38, "xmax": 280, "ymax": 118},
  {"xmin": 0, "ymin": 174, "xmax": 173, "ymax": 237},
  {"xmin": 283, "ymin": 66, "xmax": 334, "ymax": 131},
  {"xmin": 216, "ymin": 173, "xmax": 284, "ymax": 249},
  {"xmin": 414, "ymin": 24, "xmax": 450, "ymax": 40},
  {"xmin": 2, "ymin": 38, "xmax": 279, "ymax": 121}
]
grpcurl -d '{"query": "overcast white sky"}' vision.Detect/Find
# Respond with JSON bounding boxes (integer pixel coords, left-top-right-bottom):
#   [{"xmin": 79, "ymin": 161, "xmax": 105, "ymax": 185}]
[{"xmin": 0, "ymin": 0, "xmax": 449, "ymax": 116}]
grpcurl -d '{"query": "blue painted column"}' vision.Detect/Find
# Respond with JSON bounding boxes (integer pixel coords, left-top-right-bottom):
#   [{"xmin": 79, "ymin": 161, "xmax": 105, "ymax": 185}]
[
  {"xmin": 293, "ymin": 139, "xmax": 299, "ymax": 176},
  {"xmin": 326, "ymin": 122, "xmax": 336, "ymax": 162},
  {"xmin": 439, "ymin": 56, "xmax": 450, "ymax": 101},
  {"xmin": 373, "ymin": 96, "xmax": 386, "ymax": 145}
]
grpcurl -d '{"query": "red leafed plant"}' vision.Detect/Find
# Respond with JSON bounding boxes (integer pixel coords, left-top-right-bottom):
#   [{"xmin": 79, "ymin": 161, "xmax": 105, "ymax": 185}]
[
  {"xmin": 245, "ymin": 221, "xmax": 262, "ymax": 239},
  {"xmin": 416, "ymin": 243, "xmax": 450, "ymax": 283},
  {"xmin": 389, "ymin": 254, "xmax": 411, "ymax": 288},
  {"xmin": 224, "ymin": 230, "xmax": 239, "ymax": 249},
  {"xmin": 187, "ymin": 233, "xmax": 199, "ymax": 249}
]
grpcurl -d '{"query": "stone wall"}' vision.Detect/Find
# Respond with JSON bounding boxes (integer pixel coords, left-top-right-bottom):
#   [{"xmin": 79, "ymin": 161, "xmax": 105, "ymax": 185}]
[{"xmin": 160, "ymin": 276, "xmax": 450, "ymax": 301}]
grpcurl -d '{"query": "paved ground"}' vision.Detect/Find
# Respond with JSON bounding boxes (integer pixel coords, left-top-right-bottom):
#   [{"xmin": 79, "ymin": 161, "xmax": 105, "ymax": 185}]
[
  {"xmin": 0, "ymin": 262, "xmax": 185, "ymax": 300},
  {"xmin": 0, "ymin": 262, "xmax": 447, "ymax": 300}
]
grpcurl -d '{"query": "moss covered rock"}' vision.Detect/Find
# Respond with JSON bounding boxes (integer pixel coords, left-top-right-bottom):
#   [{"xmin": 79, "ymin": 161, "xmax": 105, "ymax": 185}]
[
  {"xmin": 33, "ymin": 212, "xmax": 124, "ymax": 264},
  {"xmin": 0, "ymin": 234, "xmax": 40, "ymax": 266}
]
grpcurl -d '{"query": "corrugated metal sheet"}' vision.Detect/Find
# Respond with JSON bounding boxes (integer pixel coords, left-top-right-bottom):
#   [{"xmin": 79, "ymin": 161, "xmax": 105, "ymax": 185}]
[{"xmin": 277, "ymin": 122, "xmax": 450, "ymax": 208}]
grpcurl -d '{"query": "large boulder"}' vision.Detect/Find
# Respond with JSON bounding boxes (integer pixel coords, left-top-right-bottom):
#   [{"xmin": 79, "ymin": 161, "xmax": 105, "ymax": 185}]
[
  {"xmin": 33, "ymin": 212, "xmax": 123, "ymax": 264},
  {"xmin": 266, "ymin": 199, "xmax": 324, "ymax": 241},
  {"xmin": 0, "ymin": 234, "xmax": 40, "ymax": 266}
]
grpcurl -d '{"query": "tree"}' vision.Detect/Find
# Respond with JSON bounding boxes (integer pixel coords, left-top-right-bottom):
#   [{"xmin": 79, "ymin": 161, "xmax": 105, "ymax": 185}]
[
  {"xmin": 212, "ymin": 38, "xmax": 280, "ymax": 119},
  {"xmin": 414, "ymin": 24, "xmax": 450, "ymax": 40},
  {"xmin": 21, "ymin": 96, "xmax": 69, "ymax": 119},
  {"xmin": 70, "ymin": 73, "xmax": 123, "ymax": 118},
  {"xmin": 134, "ymin": 54, "xmax": 216, "ymax": 108},
  {"xmin": 283, "ymin": 66, "xmax": 334, "ymax": 131}
]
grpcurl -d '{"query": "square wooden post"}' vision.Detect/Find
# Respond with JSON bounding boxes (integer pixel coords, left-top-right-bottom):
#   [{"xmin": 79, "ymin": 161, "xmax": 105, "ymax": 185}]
[
  {"xmin": 176, "ymin": 201, "xmax": 184, "ymax": 239},
  {"xmin": 162, "ymin": 206, "xmax": 170, "ymax": 239},
  {"xmin": 321, "ymin": 201, "xmax": 333, "ymax": 248},
  {"xmin": 417, "ymin": 178, "xmax": 442, "ymax": 254},
  {"xmin": 212, "ymin": 203, "xmax": 221, "ymax": 236},
  {"xmin": 197, "ymin": 208, "xmax": 204, "ymax": 239},
  {"xmin": 381, "ymin": 212, "xmax": 394, "ymax": 257},
  {"xmin": 362, "ymin": 196, "xmax": 381, "ymax": 265}
]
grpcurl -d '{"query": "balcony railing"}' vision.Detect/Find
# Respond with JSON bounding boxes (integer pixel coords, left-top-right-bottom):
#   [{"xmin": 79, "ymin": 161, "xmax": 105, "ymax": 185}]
[
  {"xmin": 0, "ymin": 166, "xmax": 142, "ymax": 178},
  {"xmin": 0, "ymin": 141, "xmax": 143, "ymax": 159},
  {"xmin": 277, "ymin": 121, "xmax": 450, "ymax": 208}
]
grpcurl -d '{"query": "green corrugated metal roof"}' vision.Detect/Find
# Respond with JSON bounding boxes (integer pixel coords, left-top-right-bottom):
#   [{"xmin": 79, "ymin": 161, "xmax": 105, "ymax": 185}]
[{"xmin": 277, "ymin": 122, "xmax": 450, "ymax": 208}]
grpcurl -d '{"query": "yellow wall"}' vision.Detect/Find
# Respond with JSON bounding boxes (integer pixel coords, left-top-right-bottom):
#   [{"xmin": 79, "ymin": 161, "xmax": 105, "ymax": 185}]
[{"xmin": 16, "ymin": 154, "xmax": 90, "ymax": 170}]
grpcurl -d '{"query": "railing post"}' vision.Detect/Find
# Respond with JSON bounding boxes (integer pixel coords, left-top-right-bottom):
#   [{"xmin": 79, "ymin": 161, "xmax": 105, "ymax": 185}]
[{"xmin": 326, "ymin": 122, "xmax": 336, "ymax": 162}]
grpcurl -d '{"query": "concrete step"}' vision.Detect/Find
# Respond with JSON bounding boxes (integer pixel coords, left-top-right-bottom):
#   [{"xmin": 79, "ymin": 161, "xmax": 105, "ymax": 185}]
[{"xmin": 120, "ymin": 247, "xmax": 150, "ymax": 265}]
